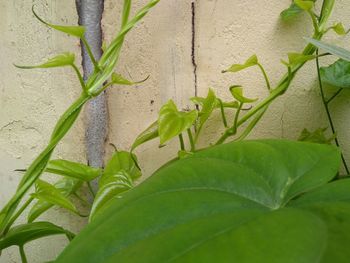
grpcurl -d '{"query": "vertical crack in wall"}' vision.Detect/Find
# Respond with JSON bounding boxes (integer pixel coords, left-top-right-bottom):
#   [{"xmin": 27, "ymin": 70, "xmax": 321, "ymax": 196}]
[
  {"xmin": 76, "ymin": 0, "xmax": 107, "ymax": 169},
  {"xmin": 191, "ymin": 1, "xmax": 198, "ymax": 97}
]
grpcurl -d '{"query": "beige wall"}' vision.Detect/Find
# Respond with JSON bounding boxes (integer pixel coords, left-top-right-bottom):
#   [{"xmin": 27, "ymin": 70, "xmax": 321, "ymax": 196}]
[{"xmin": 1, "ymin": 0, "xmax": 350, "ymax": 262}]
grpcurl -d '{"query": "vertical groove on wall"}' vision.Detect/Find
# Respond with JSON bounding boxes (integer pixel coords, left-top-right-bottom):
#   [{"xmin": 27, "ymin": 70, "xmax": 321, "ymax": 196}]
[
  {"xmin": 75, "ymin": 0, "xmax": 107, "ymax": 169},
  {"xmin": 191, "ymin": 1, "xmax": 198, "ymax": 97}
]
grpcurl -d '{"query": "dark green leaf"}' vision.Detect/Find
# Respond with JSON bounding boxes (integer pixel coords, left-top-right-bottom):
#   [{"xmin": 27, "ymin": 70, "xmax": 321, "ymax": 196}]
[
  {"xmin": 158, "ymin": 100, "xmax": 198, "ymax": 144},
  {"xmin": 229, "ymin": 86, "xmax": 257, "ymax": 103},
  {"xmin": 306, "ymin": 38, "xmax": 350, "ymax": 61},
  {"xmin": 223, "ymin": 55, "xmax": 258, "ymax": 73},
  {"xmin": 46, "ymin": 159, "xmax": 102, "ymax": 181},
  {"xmin": 28, "ymin": 178, "xmax": 82, "ymax": 223},
  {"xmin": 0, "ymin": 222, "xmax": 74, "ymax": 249},
  {"xmin": 32, "ymin": 7, "xmax": 85, "ymax": 38},
  {"xmin": 31, "ymin": 180, "xmax": 78, "ymax": 214},
  {"xmin": 15, "ymin": 53, "xmax": 75, "ymax": 69},
  {"xmin": 56, "ymin": 140, "xmax": 345, "ymax": 263},
  {"xmin": 320, "ymin": 59, "xmax": 350, "ymax": 88},
  {"xmin": 131, "ymin": 121, "xmax": 159, "ymax": 151},
  {"xmin": 298, "ymin": 128, "xmax": 334, "ymax": 144}
]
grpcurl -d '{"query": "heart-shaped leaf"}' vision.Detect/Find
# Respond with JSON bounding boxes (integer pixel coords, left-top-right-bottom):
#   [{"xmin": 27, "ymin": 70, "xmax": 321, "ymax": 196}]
[
  {"xmin": 28, "ymin": 178, "xmax": 82, "ymax": 223},
  {"xmin": 131, "ymin": 121, "xmax": 159, "ymax": 151},
  {"xmin": 223, "ymin": 55, "xmax": 258, "ymax": 73},
  {"xmin": 306, "ymin": 38, "xmax": 350, "ymax": 61},
  {"xmin": 89, "ymin": 151, "xmax": 141, "ymax": 221},
  {"xmin": 46, "ymin": 159, "xmax": 102, "ymax": 181},
  {"xmin": 15, "ymin": 53, "xmax": 75, "ymax": 69},
  {"xmin": 158, "ymin": 100, "xmax": 198, "ymax": 145},
  {"xmin": 230, "ymin": 86, "xmax": 257, "ymax": 103},
  {"xmin": 32, "ymin": 7, "xmax": 85, "ymax": 38},
  {"xmin": 332, "ymin": 22, "xmax": 346, "ymax": 35},
  {"xmin": 0, "ymin": 222, "xmax": 74, "ymax": 250},
  {"xmin": 31, "ymin": 180, "xmax": 78, "ymax": 215},
  {"xmin": 320, "ymin": 59, "xmax": 350, "ymax": 88},
  {"xmin": 56, "ymin": 140, "xmax": 347, "ymax": 263}
]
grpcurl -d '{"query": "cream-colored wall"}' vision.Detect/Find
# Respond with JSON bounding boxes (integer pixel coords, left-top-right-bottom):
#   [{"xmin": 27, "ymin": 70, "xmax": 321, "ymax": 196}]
[{"xmin": 1, "ymin": 0, "xmax": 350, "ymax": 262}]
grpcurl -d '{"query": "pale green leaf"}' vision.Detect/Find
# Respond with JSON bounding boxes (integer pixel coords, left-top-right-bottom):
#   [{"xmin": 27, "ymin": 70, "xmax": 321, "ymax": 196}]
[
  {"xmin": 223, "ymin": 55, "xmax": 258, "ymax": 73},
  {"xmin": 111, "ymin": 73, "xmax": 149, "ymax": 86},
  {"xmin": 332, "ymin": 23, "xmax": 346, "ymax": 35},
  {"xmin": 131, "ymin": 121, "xmax": 159, "ymax": 151},
  {"xmin": 298, "ymin": 128, "xmax": 335, "ymax": 144},
  {"xmin": 195, "ymin": 89, "xmax": 217, "ymax": 131},
  {"xmin": 230, "ymin": 86, "xmax": 257, "ymax": 103},
  {"xmin": 294, "ymin": 0, "xmax": 314, "ymax": 11},
  {"xmin": 158, "ymin": 100, "xmax": 198, "ymax": 145},
  {"xmin": 15, "ymin": 53, "xmax": 75, "ymax": 69},
  {"xmin": 32, "ymin": 7, "xmax": 85, "ymax": 38},
  {"xmin": 286, "ymin": 52, "xmax": 316, "ymax": 66},
  {"xmin": 280, "ymin": 3, "xmax": 303, "ymax": 21},
  {"xmin": 306, "ymin": 38, "xmax": 350, "ymax": 61}
]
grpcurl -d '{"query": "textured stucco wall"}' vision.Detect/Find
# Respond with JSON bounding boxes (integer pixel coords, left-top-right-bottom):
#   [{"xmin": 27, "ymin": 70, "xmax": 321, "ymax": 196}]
[{"xmin": 1, "ymin": 0, "xmax": 350, "ymax": 262}]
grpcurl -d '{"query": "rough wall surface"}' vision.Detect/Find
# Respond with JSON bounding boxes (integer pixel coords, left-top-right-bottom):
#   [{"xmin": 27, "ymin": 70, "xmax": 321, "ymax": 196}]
[{"xmin": 1, "ymin": 0, "xmax": 350, "ymax": 262}]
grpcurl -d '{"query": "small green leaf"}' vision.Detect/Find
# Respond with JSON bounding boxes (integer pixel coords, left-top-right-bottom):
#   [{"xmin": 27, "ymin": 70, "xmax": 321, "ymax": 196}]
[
  {"xmin": 46, "ymin": 159, "xmax": 102, "ymax": 181},
  {"xmin": 332, "ymin": 23, "xmax": 346, "ymax": 35},
  {"xmin": 191, "ymin": 97, "xmax": 238, "ymax": 109},
  {"xmin": 90, "ymin": 151, "xmax": 140, "ymax": 221},
  {"xmin": 229, "ymin": 86, "xmax": 258, "ymax": 103},
  {"xmin": 320, "ymin": 59, "xmax": 350, "ymax": 88},
  {"xmin": 111, "ymin": 73, "xmax": 149, "ymax": 85},
  {"xmin": 28, "ymin": 178, "xmax": 82, "ymax": 223},
  {"xmin": 280, "ymin": 3, "xmax": 303, "ymax": 21},
  {"xmin": 0, "ymin": 222, "xmax": 74, "ymax": 250},
  {"xmin": 294, "ymin": 0, "xmax": 314, "ymax": 11},
  {"xmin": 15, "ymin": 53, "xmax": 75, "ymax": 69},
  {"xmin": 286, "ymin": 53, "xmax": 316, "ymax": 66},
  {"xmin": 131, "ymin": 121, "xmax": 159, "ymax": 151},
  {"xmin": 306, "ymin": 38, "xmax": 350, "ymax": 61},
  {"xmin": 195, "ymin": 89, "xmax": 217, "ymax": 132},
  {"xmin": 158, "ymin": 100, "xmax": 198, "ymax": 145},
  {"xmin": 32, "ymin": 7, "xmax": 85, "ymax": 38},
  {"xmin": 298, "ymin": 128, "xmax": 335, "ymax": 144},
  {"xmin": 223, "ymin": 55, "xmax": 258, "ymax": 73},
  {"xmin": 31, "ymin": 180, "xmax": 78, "ymax": 214}
]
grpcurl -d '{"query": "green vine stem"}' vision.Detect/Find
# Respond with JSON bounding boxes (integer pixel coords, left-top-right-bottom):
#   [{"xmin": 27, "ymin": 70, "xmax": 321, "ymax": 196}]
[
  {"xmin": 315, "ymin": 50, "xmax": 350, "ymax": 175},
  {"xmin": 19, "ymin": 246, "xmax": 28, "ymax": 263}
]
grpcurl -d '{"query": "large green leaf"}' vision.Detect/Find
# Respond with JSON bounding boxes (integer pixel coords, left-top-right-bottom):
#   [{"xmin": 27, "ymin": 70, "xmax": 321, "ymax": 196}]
[
  {"xmin": 0, "ymin": 221, "xmax": 74, "ymax": 250},
  {"xmin": 158, "ymin": 100, "xmax": 198, "ymax": 144},
  {"xmin": 89, "ymin": 151, "xmax": 141, "ymax": 221},
  {"xmin": 55, "ymin": 140, "xmax": 349, "ymax": 263},
  {"xmin": 306, "ymin": 38, "xmax": 350, "ymax": 61},
  {"xmin": 320, "ymin": 59, "xmax": 350, "ymax": 88}
]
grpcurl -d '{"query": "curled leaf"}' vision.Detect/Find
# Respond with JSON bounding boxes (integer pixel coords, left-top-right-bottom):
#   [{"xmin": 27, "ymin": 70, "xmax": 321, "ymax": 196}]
[
  {"xmin": 15, "ymin": 53, "xmax": 75, "ymax": 69},
  {"xmin": 280, "ymin": 3, "xmax": 303, "ymax": 21},
  {"xmin": 0, "ymin": 222, "xmax": 74, "ymax": 250},
  {"xmin": 111, "ymin": 73, "xmax": 149, "ymax": 85},
  {"xmin": 131, "ymin": 121, "xmax": 159, "ymax": 151},
  {"xmin": 229, "ymin": 86, "xmax": 258, "ymax": 103},
  {"xmin": 332, "ymin": 23, "xmax": 346, "ymax": 35},
  {"xmin": 223, "ymin": 55, "xmax": 258, "ymax": 73},
  {"xmin": 158, "ymin": 100, "xmax": 198, "ymax": 145},
  {"xmin": 32, "ymin": 7, "xmax": 85, "ymax": 38}
]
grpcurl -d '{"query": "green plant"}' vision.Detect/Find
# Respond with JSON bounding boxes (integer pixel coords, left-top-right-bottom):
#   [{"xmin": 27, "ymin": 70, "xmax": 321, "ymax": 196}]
[
  {"xmin": 55, "ymin": 140, "xmax": 350, "ymax": 263},
  {"xmin": 0, "ymin": 0, "xmax": 159, "ymax": 261}
]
